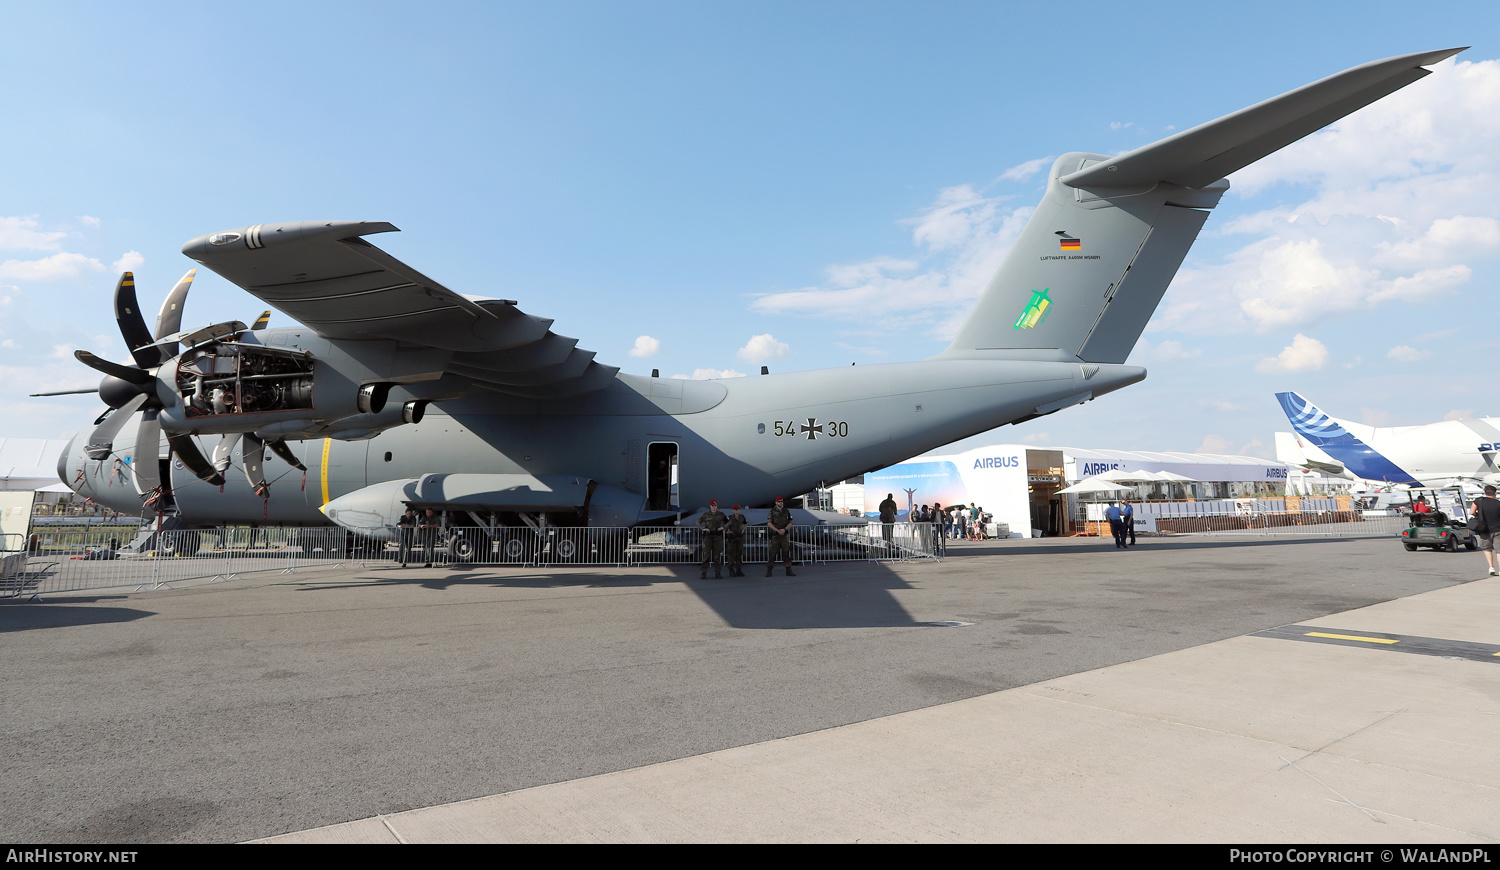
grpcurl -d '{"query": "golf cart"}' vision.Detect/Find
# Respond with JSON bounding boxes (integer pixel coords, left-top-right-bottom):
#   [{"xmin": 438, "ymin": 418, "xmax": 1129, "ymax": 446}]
[{"xmin": 1400, "ymin": 486, "xmax": 1477, "ymax": 552}]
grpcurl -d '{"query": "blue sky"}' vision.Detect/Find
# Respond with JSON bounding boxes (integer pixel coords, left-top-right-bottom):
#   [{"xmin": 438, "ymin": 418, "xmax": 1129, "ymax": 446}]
[{"xmin": 3, "ymin": 2, "xmax": 1497, "ymax": 462}]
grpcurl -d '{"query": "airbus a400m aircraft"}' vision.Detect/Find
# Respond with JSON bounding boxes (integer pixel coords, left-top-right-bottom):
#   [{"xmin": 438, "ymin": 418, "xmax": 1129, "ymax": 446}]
[{"xmin": 55, "ymin": 49, "xmax": 1462, "ymax": 538}]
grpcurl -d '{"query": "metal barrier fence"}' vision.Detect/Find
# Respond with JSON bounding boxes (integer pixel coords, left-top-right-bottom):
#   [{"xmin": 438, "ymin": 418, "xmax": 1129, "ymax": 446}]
[
  {"xmin": 2, "ymin": 522, "xmax": 937, "ymax": 599},
  {"xmin": 1142, "ymin": 510, "xmax": 1411, "ymax": 538}
]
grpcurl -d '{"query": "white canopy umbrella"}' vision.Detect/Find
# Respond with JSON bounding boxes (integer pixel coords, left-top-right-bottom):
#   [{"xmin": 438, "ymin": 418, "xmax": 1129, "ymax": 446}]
[
  {"xmin": 1093, "ymin": 468, "xmax": 1159, "ymax": 484},
  {"xmin": 1056, "ymin": 476, "xmax": 1135, "ymax": 495},
  {"xmin": 1150, "ymin": 470, "xmax": 1196, "ymax": 482}
]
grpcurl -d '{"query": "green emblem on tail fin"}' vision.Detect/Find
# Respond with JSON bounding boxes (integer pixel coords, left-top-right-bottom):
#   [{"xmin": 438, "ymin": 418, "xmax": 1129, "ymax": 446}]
[{"xmin": 1013, "ymin": 288, "xmax": 1052, "ymax": 330}]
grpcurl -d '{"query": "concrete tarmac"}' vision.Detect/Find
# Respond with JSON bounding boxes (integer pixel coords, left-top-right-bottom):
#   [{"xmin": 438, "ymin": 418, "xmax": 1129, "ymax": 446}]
[{"xmin": 2, "ymin": 535, "xmax": 1495, "ymax": 843}]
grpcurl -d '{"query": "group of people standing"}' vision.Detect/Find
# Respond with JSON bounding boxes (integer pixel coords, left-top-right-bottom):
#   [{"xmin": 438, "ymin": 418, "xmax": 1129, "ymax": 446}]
[
  {"xmin": 876, "ymin": 493, "xmax": 988, "ymax": 552},
  {"xmin": 1103, "ymin": 500, "xmax": 1136, "ymax": 549},
  {"xmin": 395, "ymin": 508, "xmax": 446, "ymax": 567},
  {"xmin": 696, "ymin": 497, "xmax": 796, "ymax": 579}
]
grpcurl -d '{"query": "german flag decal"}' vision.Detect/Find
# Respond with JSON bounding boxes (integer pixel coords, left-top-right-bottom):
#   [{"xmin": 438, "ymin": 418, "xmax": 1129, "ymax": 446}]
[{"xmin": 1056, "ymin": 230, "xmax": 1081, "ymax": 251}]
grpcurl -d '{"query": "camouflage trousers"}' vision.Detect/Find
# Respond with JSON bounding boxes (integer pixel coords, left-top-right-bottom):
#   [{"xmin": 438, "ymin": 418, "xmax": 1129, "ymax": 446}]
[
  {"xmin": 767, "ymin": 532, "xmax": 793, "ymax": 568},
  {"xmin": 700, "ymin": 533, "xmax": 724, "ymax": 574}
]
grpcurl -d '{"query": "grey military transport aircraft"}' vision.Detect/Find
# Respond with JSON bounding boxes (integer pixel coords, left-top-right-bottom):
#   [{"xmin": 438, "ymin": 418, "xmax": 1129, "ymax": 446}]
[{"xmin": 50, "ymin": 48, "xmax": 1462, "ymax": 546}]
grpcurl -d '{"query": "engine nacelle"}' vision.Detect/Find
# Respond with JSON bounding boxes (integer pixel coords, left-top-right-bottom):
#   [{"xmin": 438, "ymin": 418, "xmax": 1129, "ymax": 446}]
[{"xmin": 157, "ymin": 341, "xmax": 421, "ymax": 441}]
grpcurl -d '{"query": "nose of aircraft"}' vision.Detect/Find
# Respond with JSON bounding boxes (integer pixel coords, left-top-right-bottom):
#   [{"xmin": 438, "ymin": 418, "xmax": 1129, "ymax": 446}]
[
  {"xmin": 57, "ymin": 428, "xmax": 95, "ymax": 500},
  {"xmin": 57, "ymin": 430, "xmax": 79, "ymax": 489}
]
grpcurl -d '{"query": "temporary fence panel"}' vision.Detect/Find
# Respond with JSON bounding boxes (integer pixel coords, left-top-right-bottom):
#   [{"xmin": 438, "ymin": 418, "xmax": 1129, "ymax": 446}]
[{"xmin": 8, "ymin": 522, "xmax": 939, "ymax": 598}]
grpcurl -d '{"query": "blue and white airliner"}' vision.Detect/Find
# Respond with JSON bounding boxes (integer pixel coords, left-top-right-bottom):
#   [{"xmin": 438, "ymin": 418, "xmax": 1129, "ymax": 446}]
[{"xmin": 1275, "ymin": 392, "xmax": 1500, "ymax": 488}]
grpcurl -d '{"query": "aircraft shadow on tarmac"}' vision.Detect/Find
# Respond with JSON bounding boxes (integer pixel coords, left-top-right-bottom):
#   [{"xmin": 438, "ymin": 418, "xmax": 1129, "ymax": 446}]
[
  {"xmin": 296, "ymin": 561, "xmax": 927, "ymax": 630},
  {"xmin": 0, "ymin": 603, "xmax": 155, "ymax": 633}
]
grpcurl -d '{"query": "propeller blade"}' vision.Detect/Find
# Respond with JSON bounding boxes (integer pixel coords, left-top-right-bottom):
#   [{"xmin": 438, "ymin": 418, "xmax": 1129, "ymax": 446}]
[
  {"xmin": 168, "ymin": 433, "xmax": 226, "ymax": 487},
  {"xmin": 251, "ymin": 310, "xmax": 271, "ymax": 330},
  {"xmin": 85, "ymin": 393, "xmax": 150, "ymax": 460},
  {"xmin": 212, "ymin": 433, "xmax": 241, "ymax": 473},
  {"xmin": 114, "ymin": 272, "xmax": 163, "ymax": 368},
  {"xmin": 154, "ymin": 269, "xmax": 196, "ymax": 356},
  {"xmin": 243, "ymin": 434, "xmax": 268, "ymax": 494},
  {"xmin": 74, "ymin": 350, "xmax": 152, "ymax": 385},
  {"xmin": 266, "ymin": 438, "xmax": 306, "ymax": 471},
  {"xmin": 29, "ymin": 388, "xmax": 99, "ymax": 396},
  {"xmin": 130, "ymin": 409, "xmax": 163, "ymax": 495}
]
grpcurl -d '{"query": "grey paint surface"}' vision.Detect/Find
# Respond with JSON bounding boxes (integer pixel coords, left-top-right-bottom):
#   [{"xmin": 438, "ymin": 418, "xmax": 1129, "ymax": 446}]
[{"xmin": 0, "ymin": 535, "xmax": 1481, "ymax": 843}]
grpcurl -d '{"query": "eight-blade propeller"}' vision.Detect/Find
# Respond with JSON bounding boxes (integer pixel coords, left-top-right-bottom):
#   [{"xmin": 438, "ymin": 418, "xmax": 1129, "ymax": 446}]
[
  {"xmin": 60, "ymin": 272, "xmax": 294, "ymax": 509},
  {"xmin": 69, "ymin": 270, "xmax": 227, "ymax": 497}
]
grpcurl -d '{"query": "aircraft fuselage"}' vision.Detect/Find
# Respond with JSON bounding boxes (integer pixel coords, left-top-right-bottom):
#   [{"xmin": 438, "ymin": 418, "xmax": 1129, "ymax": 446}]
[{"xmin": 62, "ymin": 335, "xmax": 1143, "ymax": 525}]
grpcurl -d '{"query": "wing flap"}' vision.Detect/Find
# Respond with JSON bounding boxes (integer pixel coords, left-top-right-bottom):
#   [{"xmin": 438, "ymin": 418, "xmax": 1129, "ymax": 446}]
[{"xmin": 183, "ymin": 220, "xmax": 617, "ymax": 397}]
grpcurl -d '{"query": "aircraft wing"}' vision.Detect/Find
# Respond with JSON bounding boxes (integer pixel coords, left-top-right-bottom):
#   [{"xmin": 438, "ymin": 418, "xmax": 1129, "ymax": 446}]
[{"xmin": 182, "ymin": 221, "xmax": 619, "ymax": 398}]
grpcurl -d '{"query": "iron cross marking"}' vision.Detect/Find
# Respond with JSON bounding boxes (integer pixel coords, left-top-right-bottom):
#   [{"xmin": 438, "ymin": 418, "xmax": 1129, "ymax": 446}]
[{"xmin": 800, "ymin": 418, "xmax": 823, "ymax": 441}]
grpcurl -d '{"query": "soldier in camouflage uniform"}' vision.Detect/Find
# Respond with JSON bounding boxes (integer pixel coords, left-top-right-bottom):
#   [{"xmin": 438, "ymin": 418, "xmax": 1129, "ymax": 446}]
[
  {"xmin": 765, "ymin": 496, "xmax": 796, "ymax": 576},
  {"xmin": 396, "ymin": 508, "xmax": 417, "ymax": 567},
  {"xmin": 697, "ymin": 499, "xmax": 728, "ymax": 579},
  {"xmin": 724, "ymin": 504, "xmax": 748, "ymax": 577}
]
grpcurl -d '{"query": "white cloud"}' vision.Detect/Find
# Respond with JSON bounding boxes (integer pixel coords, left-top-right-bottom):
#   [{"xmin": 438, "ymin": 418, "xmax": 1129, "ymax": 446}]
[
  {"xmin": 737, "ymin": 333, "xmax": 790, "ymax": 363},
  {"xmin": 1386, "ymin": 345, "xmax": 1430, "ymax": 362},
  {"xmin": 111, "ymin": 251, "xmax": 144, "ymax": 273},
  {"xmin": 1445, "ymin": 409, "xmax": 1475, "ymax": 421},
  {"xmin": 0, "ymin": 216, "xmax": 67, "ymax": 252},
  {"xmin": 998, "ymin": 156, "xmax": 1052, "ymax": 182},
  {"xmin": 1196, "ymin": 434, "xmax": 1232, "ymax": 453},
  {"xmin": 1154, "ymin": 58, "xmax": 1500, "ymax": 335},
  {"xmin": 0, "ymin": 339, "xmax": 15, "ymax": 349},
  {"xmin": 79, "ymin": 216, "xmax": 101, "ymax": 227},
  {"xmin": 1372, "ymin": 216, "xmax": 1500, "ymax": 269},
  {"xmin": 1255, "ymin": 334, "xmax": 1328, "ymax": 373},
  {"xmin": 1020, "ymin": 432, "xmax": 1050, "ymax": 444},
  {"xmin": 671, "ymin": 368, "xmax": 746, "ymax": 380},
  {"xmin": 1361, "ymin": 408, "xmax": 1393, "ymax": 427},
  {"xmin": 1108, "ymin": 121, "xmax": 1135, "ymax": 132},
  {"xmin": 750, "ymin": 184, "xmax": 1032, "ymax": 339},
  {"xmin": 628, "ymin": 335, "xmax": 661, "ymax": 358},
  {"xmin": 0, "ymin": 252, "xmax": 104, "ymax": 281},
  {"xmin": 1237, "ymin": 438, "xmax": 1272, "ymax": 459},
  {"xmin": 50, "ymin": 344, "xmax": 74, "ymax": 359},
  {"xmin": 1147, "ymin": 339, "xmax": 1201, "ymax": 361}
]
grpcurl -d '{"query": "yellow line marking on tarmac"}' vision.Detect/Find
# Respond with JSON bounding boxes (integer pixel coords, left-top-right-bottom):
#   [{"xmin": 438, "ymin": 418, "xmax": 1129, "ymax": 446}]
[
  {"xmin": 1306, "ymin": 632, "xmax": 1398, "ymax": 645},
  {"xmin": 320, "ymin": 438, "xmax": 332, "ymax": 506}
]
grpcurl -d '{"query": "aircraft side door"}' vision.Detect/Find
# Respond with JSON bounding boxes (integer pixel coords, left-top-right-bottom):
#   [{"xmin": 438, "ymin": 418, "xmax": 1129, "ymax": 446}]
[{"xmin": 647, "ymin": 441, "xmax": 678, "ymax": 512}]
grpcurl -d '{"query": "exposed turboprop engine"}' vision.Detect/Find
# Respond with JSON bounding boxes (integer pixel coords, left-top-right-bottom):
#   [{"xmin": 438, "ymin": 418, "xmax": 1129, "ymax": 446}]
[
  {"xmin": 67, "ymin": 272, "xmax": 317, "ymax": 502},
  {"xmin": 69, "ymin": 270, "xmax": 230, "ymax": 500},
  {"xmin": 63, "ymin": 270, "xmax": 437, "ymax": 507}
]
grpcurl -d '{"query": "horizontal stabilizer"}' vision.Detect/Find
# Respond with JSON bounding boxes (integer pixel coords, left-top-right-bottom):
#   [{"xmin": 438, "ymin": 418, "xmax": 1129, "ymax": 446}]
[{"xmin": 1061, "ymin": 48, "xmax": 1464, "ymax": 191}]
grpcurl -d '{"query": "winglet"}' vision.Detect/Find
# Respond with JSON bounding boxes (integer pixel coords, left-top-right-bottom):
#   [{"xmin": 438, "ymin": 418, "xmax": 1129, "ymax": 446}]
[{"xmin": 1062, "ymin": 48, "xmax": 1466, "ymax": 191}]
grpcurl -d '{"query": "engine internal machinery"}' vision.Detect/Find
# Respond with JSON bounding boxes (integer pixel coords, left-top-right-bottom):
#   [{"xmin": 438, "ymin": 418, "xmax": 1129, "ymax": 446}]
[{"xmin": 176, "ymin": 343, "xmax": 315, "ymax": 419}]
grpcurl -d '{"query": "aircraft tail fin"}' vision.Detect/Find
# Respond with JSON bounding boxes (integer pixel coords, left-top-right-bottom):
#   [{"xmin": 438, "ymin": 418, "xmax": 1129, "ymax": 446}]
[
  {"xmin": 1275, "ymin": 391, "xmax": 1418, "ymax": 484},
  {"xmin": 941, "ymin": 48, "xmax": 1463, "ymax": 365}
]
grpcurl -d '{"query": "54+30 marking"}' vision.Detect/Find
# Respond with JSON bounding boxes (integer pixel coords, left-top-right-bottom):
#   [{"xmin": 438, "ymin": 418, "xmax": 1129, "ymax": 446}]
[{"xmin": 770, "ymin": 418, "xmax": 849, "ymax": 440}]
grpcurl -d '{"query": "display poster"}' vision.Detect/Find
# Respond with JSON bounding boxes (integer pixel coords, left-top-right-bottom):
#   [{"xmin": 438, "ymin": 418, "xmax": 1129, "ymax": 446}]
[
  {"xmin": 864, "ymin": 461, "xmax": 967, "ymax": 520},
  {"xmin": 865, "ymin": 447, "xmax": 1033, "ymax": 536}
]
